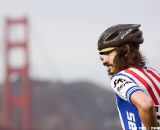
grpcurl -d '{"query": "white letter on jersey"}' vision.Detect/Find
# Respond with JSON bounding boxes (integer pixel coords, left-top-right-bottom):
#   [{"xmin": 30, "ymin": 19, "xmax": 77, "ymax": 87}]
[{"xmin": 127, "ymin": 111, "xmax": 137, "ymax": 130}]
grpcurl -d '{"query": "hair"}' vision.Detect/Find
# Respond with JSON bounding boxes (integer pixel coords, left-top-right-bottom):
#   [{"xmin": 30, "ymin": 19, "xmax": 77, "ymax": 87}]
[{"xmin": 113, "ymin": 43, "xmax": 146, "ymax": 74}]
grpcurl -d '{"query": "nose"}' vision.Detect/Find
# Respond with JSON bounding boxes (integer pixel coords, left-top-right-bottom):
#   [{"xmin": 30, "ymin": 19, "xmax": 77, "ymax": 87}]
[{"xmin": 101, "ymin": 55, "xmax": 109, "ymax": 66}]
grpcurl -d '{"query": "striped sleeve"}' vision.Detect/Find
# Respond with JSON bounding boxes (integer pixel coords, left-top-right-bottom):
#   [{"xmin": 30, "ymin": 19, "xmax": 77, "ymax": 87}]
[{"xmin": 125, "ymin": 67, "xmax": 160, "ymax": 105}]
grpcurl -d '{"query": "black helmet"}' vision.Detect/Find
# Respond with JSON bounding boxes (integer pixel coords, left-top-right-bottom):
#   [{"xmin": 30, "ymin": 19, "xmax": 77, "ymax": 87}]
[{"xmin": 98, "ymin": 24, "xmax": 143, "ymax": 54}]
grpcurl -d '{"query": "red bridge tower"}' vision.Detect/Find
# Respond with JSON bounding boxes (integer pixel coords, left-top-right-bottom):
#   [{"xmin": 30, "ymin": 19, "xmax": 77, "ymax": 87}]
[{"xmin": 3, "ymin": 17, "xmax": 32, "ymax": 130}]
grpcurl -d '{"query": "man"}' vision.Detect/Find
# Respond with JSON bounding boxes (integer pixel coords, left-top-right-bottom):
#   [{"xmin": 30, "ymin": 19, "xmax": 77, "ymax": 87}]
[{"xmin": 97, "ymin": 24, "xmax": 160, "ymax": 130}]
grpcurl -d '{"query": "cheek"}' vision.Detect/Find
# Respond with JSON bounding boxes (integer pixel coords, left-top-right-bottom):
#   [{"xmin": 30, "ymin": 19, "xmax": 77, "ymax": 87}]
[
  {"xmin": 111, "ymin": 54, "xmax": 117, "ymax": 64},
  {"xmin": 110, "ymin": 54, "xmax": 116, "ymax": 61}
]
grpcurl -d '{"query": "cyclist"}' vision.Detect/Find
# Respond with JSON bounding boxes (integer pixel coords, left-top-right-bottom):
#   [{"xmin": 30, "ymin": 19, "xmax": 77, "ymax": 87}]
[{"xmin": 97, "ymin": 24, "xmax": 160, "ymax": 130}]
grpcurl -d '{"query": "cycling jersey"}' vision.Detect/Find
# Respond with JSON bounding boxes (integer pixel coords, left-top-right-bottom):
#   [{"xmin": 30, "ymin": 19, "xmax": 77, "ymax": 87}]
[{"xmin": 111, "ymin": 67, "xmax": 160, "ymax": 130}]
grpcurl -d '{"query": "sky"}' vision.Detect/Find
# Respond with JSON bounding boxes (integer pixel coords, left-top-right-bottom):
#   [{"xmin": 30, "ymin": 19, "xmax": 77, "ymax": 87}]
[{"xmin": 0, "ymin": 0, "xmax": 160, "ymax": 87}]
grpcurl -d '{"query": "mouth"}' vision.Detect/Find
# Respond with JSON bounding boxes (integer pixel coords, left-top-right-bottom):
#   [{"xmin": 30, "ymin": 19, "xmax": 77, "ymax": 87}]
[
  {"xmin": 103, "ymin": 63, "xmax": 115, "ymax": 72},
  {"xmin": 106, "ymin": 64, "xmax": 113, "ymax": 68}
]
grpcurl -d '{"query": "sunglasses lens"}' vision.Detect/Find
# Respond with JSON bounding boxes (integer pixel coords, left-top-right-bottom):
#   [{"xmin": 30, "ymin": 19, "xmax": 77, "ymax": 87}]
[{"xmin": 99, "ymin": 55, "xmax": 103, "ymax": 61}]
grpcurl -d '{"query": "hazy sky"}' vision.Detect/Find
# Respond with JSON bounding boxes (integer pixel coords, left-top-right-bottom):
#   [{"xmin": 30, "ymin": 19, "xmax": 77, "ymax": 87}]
[{"xmin": 0, "ymin": 0, "xmax": 160, "ymax": 87}]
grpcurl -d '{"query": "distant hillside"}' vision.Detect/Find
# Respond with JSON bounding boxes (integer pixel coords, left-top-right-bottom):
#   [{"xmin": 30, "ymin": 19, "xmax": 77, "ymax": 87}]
[{"xmin": 0, "ymin": 79, "xmax": 121, "ymax": 130}]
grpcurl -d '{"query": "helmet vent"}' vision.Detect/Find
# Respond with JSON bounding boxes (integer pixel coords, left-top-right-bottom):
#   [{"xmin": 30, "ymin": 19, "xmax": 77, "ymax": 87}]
[
  {"xmin": 106, "ymin": 32, "xmax": 119, "ymax": 41},
  {"xmin": 131, "ymin": 29, "xmax": 138, "ymax": 34},
  {"xmin": 137, "ymin": 34, "xmax": 142, "ymax": 38}
]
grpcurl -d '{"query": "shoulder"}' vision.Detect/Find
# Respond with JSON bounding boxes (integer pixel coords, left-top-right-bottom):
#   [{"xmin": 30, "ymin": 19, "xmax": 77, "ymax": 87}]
[
  {"xmin": 113, "ymin": 67, "xmax": 146, "ymax": 83},
  {"xmin": 111, "ymin": 69, "xmax": 136, "ymax": 87}
]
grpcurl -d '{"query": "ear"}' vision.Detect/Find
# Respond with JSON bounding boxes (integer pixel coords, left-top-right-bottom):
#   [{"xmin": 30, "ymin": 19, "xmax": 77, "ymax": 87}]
[{"xmin": 124, "ymin": 44, "xmax": 130, "ymax": 57}]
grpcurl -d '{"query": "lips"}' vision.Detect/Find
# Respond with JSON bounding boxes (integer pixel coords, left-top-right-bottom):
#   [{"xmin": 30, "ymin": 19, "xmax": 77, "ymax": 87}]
[{"xmin": 107, "ymin": 64, "xmax": 113, "ymax": 68}]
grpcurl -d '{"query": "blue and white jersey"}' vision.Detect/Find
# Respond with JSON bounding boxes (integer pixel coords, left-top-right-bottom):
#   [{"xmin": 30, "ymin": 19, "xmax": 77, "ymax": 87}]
[{"xmin": 111, "ymin": 67, "xmax": 160, "ymax": 130}]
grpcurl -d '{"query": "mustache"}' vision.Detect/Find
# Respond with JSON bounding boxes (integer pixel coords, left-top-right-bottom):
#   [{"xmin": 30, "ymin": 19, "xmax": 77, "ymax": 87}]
[{"xmin": 103, "ymin": 62, "xmax": 112, "ymax": 66}]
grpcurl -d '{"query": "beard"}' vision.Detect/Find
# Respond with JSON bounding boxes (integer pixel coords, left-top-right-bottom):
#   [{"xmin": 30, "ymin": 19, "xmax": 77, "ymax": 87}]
[{"xmin": 107, "ymin": 67, "xmax": 116, "ymax": 76}]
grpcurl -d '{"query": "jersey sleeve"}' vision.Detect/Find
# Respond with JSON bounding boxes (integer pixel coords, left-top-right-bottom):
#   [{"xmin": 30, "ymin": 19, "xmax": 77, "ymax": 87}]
[{"xmin": 111, "ymin": 73, "xmax": 143, "ymax": 103}]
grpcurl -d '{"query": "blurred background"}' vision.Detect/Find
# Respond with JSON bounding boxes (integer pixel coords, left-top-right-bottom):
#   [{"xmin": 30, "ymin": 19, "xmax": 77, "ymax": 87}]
[{"xmin": 0, "ymin": 0, "xmax": 160, "ymax": 130}]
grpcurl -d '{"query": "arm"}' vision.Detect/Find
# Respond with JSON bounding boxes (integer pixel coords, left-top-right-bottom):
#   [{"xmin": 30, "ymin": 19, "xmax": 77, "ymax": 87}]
[{"xmin": 130, "ymin": 90, "xmax": 158, "ymax": 130}]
